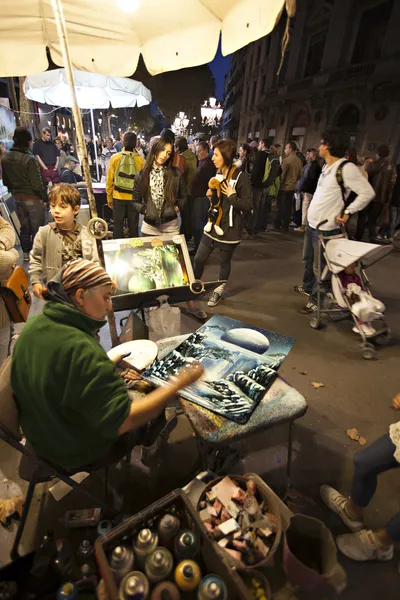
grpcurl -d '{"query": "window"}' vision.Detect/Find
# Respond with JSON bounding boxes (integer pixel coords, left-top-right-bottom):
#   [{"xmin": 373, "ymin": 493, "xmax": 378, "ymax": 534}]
[
  {"xmin": 352, "ymin": 0, "xmax": 393, "ymax": 64},
  {"xmin": 252, "ymin": 80, "xmax": 258, "ymax": 106},
  {"xmin": 304, "ymin": 30, "xmax": 327, "ymax": 78}
]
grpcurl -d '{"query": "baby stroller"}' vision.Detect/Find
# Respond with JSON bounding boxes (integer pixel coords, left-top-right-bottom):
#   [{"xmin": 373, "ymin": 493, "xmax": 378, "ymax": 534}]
[{"xmin": 310, "ymin": 220, "xmax": 392, "ymax": 360}]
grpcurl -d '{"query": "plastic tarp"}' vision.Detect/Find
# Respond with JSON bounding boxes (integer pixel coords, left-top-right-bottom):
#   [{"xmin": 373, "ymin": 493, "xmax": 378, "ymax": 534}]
[
  {"xmin": 0, "ymin": 0, "xmax": 286, "ymax": 76},
  {"xmin": 24, "ymin": 69, "xmax": 151, "ymax": 109}
]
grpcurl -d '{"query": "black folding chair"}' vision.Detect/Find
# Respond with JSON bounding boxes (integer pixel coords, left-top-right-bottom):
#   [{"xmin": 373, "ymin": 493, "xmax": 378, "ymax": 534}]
[{"xmin": 0, "ymin": 358, "xmax": 115, "ymax": 560}]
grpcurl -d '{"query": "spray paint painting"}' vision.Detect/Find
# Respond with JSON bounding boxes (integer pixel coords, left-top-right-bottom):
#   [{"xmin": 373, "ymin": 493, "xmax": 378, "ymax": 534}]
[
  {"xmin": 144, "ymin": 315, "xmax": 295, "ymax": 424},
  {"xmin": 102, "ymin": 238, "xmax": 189, "ymax": 295}
]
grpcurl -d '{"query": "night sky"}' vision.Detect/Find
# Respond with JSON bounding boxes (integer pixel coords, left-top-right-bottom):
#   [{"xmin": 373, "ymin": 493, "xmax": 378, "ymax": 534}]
[{"xmin": 208, "ymin": 37, "xmax": 232, "ymax": 101}]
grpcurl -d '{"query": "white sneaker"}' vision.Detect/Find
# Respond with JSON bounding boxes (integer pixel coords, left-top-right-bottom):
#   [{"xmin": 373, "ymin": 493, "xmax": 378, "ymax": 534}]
[
  {"xmin": 336, "ymin": 529, "xmax": 394, "ymax": 562},
  {"xmin": 208, "ymin": 291, "xmax": 222, "ymax": 307},
  {"xmin": 352, "ymin": 323, "xmax": 376, "ymax": 337},
  {"xmin": 320, "ymin": 485, "xmax": 364, "ymax": 532},
  {"xmin": 294, "ymin": 226, "xmax": 305, "ymax": 233}
]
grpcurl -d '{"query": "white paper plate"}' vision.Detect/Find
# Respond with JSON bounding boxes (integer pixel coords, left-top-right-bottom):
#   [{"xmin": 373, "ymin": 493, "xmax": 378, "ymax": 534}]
[{"xmin": 107, "ymin": 340, "xmax": 158, "ymax": 371}]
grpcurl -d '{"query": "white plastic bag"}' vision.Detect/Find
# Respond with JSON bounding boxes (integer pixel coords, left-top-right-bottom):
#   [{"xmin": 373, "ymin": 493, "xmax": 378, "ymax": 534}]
[{"xmin": 146, "ymin": 296, "xmax": 181, "ymax": 342}]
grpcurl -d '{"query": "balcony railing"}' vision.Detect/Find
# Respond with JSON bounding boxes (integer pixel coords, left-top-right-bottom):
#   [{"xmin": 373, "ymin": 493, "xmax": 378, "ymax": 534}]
[{"xmin": 330, "ymin": 61, "xmax": 376, "ymax": 83}]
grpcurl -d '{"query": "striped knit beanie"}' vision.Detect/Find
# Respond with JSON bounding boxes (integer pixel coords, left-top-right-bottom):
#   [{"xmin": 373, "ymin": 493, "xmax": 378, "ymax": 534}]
[{"xmin": 61, "ymin": 259, "xmax": 112, "ymax": 294}]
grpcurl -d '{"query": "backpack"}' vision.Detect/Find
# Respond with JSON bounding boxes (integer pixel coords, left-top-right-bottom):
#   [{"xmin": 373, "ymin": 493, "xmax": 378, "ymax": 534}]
[
  {"xmin": 262, "ymin": 156, "xmax": 281, "ymax": 196},
  {"xmin": 335, "ymin": 159, "xmax": 351, "ymax": 206},
  {"xmin": 113, "ymin": 152, "xmax": 139, "ymax": 193}
]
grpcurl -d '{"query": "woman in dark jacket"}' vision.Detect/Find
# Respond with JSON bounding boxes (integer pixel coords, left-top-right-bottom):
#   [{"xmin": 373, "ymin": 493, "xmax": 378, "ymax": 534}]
[
  {"xmin": 193, "ymin": 138, "xmax": 252, "ymax": 308},
  {"xmin": 132, "ymin": 137, "xmax": 186, "ymax": 236}
]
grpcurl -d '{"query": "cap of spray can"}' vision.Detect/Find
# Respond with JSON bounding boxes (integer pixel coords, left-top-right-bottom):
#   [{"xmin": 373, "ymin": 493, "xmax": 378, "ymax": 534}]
[
  {"xmin": 145, "ymin": 547, "xmax": 174, "ymax": 584},
  {"xmin": 150, "ymin": 581, "xmax": 181, "ymax": 600},
  {"xmin": 197, "ymin": 575, "xmax": 228, "ymax": 600},
  {"xmin": 57, "ymin": 583, "xmax": 78, "ymax": 600},
  {"xmin": 110, "ymin": 546, "xmax": 135, "ymax": 583},
  {"xmin": 158, "ymin": 514, "xmax": 180, "ymax": 549},
  {"xmin": 133, "ymin": 529, "xmax": 159, "ymax": 569},
  {"xmin": 174, "ymin": 530, "xmax": 199, "ymax": 561},
  {"xmin": 174, "ymin": 560, "xmax": 202, "ymax": 592},
  {"xmin": 118, "ymin": 571, "xmax": 150, "ymax": 600}
]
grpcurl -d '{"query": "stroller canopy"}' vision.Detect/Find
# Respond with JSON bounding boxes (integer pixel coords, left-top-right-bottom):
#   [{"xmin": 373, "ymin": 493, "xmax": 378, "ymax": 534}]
[{"xmin": 325, "ymin": 239, "xmax": 393, "ymax": 274}]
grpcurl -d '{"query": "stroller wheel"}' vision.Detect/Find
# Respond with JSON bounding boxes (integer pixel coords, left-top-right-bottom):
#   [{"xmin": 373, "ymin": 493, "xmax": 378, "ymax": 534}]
[
  {"xmin": 362, "ymin": 342, "xmax": 377, "ymax": 360},
  {"xmin": 374, "ymin": 329, "xmax": 391, "ymax": 346}
]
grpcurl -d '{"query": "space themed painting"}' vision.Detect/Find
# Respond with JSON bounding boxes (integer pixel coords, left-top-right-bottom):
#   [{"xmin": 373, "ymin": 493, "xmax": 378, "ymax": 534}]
[{"xmin": 143, "ymin": 315, "xmax": 295, "ymax": 424}]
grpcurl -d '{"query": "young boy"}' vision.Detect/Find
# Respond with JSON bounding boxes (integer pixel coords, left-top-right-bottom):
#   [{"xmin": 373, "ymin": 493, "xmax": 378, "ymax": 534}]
[{"xmin": 29, "ymin": 183, "xmax": 99, "ymax": 299}]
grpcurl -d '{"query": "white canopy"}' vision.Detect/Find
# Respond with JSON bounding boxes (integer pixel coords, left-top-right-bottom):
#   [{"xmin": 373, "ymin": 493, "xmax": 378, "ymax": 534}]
[
  {"xmin": 0, "ymin": 0, "xmax": 286, "ymax": 77},
  {"xmin": 325, "ymin": 239, "xmax": 393, "ymax": 274},
  {"xmin": 24, "ymin": 69, "xmax": 151, "ymax": 109}
]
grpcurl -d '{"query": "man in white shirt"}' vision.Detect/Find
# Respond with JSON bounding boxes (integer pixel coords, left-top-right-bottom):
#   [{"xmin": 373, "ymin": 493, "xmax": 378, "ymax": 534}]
[{"xmin": 293, "ymin": 128, "xmax": 375, "ymax": 314}]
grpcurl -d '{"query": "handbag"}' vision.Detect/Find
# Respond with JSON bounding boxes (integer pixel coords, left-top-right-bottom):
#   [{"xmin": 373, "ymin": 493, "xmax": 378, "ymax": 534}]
[{"xmin": 0, "ymin": 265, "xmax": 32, "ymax": 323}]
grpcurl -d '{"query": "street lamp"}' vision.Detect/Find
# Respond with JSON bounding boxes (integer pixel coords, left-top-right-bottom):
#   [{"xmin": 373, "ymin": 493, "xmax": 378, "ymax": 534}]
[
  {"xmin": 201, "ymin": 98, "xmax": 224, "ymax": 127},
  {"xmin": 172, "ymin": 112, "xmax": 190, "ymax": 136}
]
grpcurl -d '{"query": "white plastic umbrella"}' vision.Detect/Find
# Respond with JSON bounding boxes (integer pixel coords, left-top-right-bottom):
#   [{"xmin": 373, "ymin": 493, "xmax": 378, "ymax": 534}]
[
  {"xmin": 0, "ymin": 0, "xmax": 286, "ymax": 77},
  {"xmin": 24, "ymin": 69, "xmax": 151, "ymax": 109}
]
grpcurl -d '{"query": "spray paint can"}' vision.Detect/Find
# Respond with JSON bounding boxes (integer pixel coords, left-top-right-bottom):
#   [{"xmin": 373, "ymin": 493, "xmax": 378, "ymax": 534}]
[
  {"xmin": 77, "ymin": 539, "xmax": 94, "ymax": 564},
  {"xmin": 150, "ymin": 581, "xmax": 181, "ymax": 600},
  {"xmin": 174, "ymin": 560, "xmax": 202, "ymax": 592},
  {"xmin": 133, "ymin": 529, "xmax": 159, "ymax": 569},
  {"xmin": 174, "ymin": 530, "xmax": 199, "ymax": 561},
  {"xmin": 197, "ymin": 575, "xmax": 228, "ymax": 600},
  {"xmin": 110, "ymin": 546, "xmax": 135, "ymax": 583},
  {"xmin": 158, "ymin": 514, "xmax": 180, "ymax": 549},
  {"xmin": 145, "ymin": 547, "xmax": 174, "ymax": 584},
  {"xmin": 118, "ymin": 571, "xmax": 150, "ymax": 600},
  {"xmin": 56, "ymin": 583, "xmax": 78, "ymax": 600},
  {"xmin": 97, "ymin": 519, "xmax": 113, "ymax": 536}
]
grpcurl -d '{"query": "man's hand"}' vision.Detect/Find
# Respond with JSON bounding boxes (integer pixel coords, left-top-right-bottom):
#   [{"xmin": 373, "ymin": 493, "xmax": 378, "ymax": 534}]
[
  {"xmin": 108, "ymin": 201, "xmax": 113, "ymax": 210},
  {"xmin": 32, "ymin": 283, "xmax": 44, "ymax": 299},
  {"xmin": 392, "ymin": 393, "xmax": 400, "ymax": 409},
  {"xmin": 336, "ymin": 213, "xmax": 350, "ymax": 226},
  {"xmin": 206, "ymin": 189, "xmax": 212, "ymax": 198}
]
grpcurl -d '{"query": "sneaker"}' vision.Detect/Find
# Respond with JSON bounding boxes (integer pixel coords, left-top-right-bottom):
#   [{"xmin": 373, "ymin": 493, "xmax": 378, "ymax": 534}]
[
  {"xmin": 336, "ymin": 529, "xmax": 394, "ymax": 562},
  {"xmin": 294, "ymin": 226, "xmax": 305, "ymax": 233},
  {"xmin": 300, "ymin": 301, "xmax": 318, "ymax": 314},
  {"xmin": 293, "ymin": 285, "xmax": 310, "ymax": 297},
  {"xmin": 208, "ymin": 292, "xmax": 222, "ymax": 307},
  {"xmin": 320, "ymin": 485, "xmax": 364, "ymax": 532},
  {"xmin": 23, "ymin": 252, "xmax": 30, "ymax": 262},
  {"xmin": 352, "ymin": 323, "xmax": 376, "ymax": 337}
]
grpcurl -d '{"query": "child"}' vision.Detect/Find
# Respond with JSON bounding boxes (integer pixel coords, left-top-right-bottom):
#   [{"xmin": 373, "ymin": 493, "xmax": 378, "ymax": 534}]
[
  {"xmin": 338, "ymin": 262, "xmax": 385, "ymax": 337},
  {"xmin": 29, "ymin": 183, "xmax": 99, "ymax": 299}
]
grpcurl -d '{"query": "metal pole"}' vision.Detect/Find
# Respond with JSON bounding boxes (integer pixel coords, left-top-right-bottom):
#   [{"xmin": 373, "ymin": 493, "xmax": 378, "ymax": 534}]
[
  {"xmin": 50, "ymin": 0, "xmax": 119, "ymax": 347},
  {"xmin": 7, "ymin": 77, "xmax": 21, "ymax": 126},
  {"xmin": 90, "ymin": 108, "xmax": 100, "ymax": 181}
]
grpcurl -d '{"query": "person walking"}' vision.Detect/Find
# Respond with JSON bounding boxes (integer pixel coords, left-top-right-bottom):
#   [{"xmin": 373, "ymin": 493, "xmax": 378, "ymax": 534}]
[
  {"xmin": 100, "ymin": 137, "xmax": 117, "ymax": 178},
  {"xmin": 132, "ymin": 137, "xmax": 186, "ymax": 237},
  {"xmin": 250, "ymin": 139, "xmax": 270, "ymax": 236},
  {"xmin": 260, "ymin": 144, "xmax": 281, "ymax": 232},
  {"xmin": 274, "ymin": 141, "xmax": 302, "ymax": 232},
  {"xmin": 2, "ymin": 127, "xmax": 48, "ymax": 261},
  {"xmin": 320, "ymin": 393, "xmax": 400, "ymax": 562},
  {"xmin": 293, "ymin": 128, "xmax": 375, "ymax": 314},
  {"xmin": 355, "ymin": 145, "xmax": 394, "ymax": 242},
  {"xmin": 32, "ymin": 127, "xmax": 60, "ymax": 185},
  {"xmin": 106, "ymin": 131, "xmax": 144, "ymax": 239},
  {"xmin": 193, "ymin": 138, "xmax": 252, "ymax": 308},
  {"xmin": 191, "ymin": 141, "xmax": 216, "ymax": 252},
  {"xmin": 0, "ymin": 217, "xmax": 19, "ymax": 365},
  {"xmin": 294, "ymin": 149, "xmax": 321, "ymax": 233},
  {"xmin": 175, "ymin": 136, "xmax": 197, "ymax": 241}
]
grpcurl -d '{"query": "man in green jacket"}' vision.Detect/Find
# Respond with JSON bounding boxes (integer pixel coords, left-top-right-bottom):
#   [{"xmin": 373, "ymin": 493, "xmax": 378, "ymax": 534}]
[
  {"xmin": 11, "ymin": 259, "xmax": 201, "ymax": 472},
  {"xmin": 2, "ymin": 127, "xmax": 48, "ymax": 261}
]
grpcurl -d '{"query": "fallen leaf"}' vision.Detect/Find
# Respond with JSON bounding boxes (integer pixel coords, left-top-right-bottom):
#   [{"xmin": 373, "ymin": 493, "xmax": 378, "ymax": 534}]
[
  {"xmin": 311, "ymin": 381, "xmax": 324, "ymax": 389},
  {"xmin": 0, "ymin": 496, "xmax": 23, "ymax": 524},
  {"xmin": 346, "ymin": 428, "xmax": 367, "ymax": 446},
  {"xmin": 300, "ymin": 371, "xmax": 307, "ymax": 375}
]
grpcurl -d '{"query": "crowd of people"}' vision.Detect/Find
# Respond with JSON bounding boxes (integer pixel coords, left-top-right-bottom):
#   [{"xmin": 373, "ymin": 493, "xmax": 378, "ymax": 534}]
[{"xmin": 0, "ymin": 122, "xmax": 400, "ymax": 570}]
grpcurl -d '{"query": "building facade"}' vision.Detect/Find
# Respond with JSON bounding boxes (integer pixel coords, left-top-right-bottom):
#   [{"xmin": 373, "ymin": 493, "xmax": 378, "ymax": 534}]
[{"xmin": 222, "ymin": 0, "xmax": 400, "ymax": 162}]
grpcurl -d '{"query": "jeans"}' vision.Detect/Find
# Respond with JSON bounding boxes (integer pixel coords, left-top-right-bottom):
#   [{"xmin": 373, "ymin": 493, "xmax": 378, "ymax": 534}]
[
  {"xmin": 302, "ymin": 225, "xmax": 343, "ymax": 302},
  {"xmin": 193, "ymin": 235, "xmax": 238, "ymax": 282},
  {"xmin": 113, "ymin": 199, "xmax": 139, "ymax": 239},
  {"xmin": 355, "ymin": 202, "xmax": 382, "ymax": 242},
  {"xmin": 302, "ymin": 192, "xmax": 313, "ymax": 227},
  {"xmin": 192, "ymin": 196, "xmax": 209, "ymax": 249},
  {"xmin": 389, "ymin": 206, "xmax": 400, "ymax": 238},
  {"xmin": 275, "ymin": 190, "xmax": 295, "ymax": 231},
  {"xmin": 15, "ymin": 198, "xmax": 46, "ymax": 253},
  {"xmin": 351, "ymin": 433, "xmax": 400, "ymax": 542}
]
